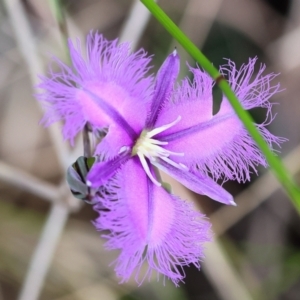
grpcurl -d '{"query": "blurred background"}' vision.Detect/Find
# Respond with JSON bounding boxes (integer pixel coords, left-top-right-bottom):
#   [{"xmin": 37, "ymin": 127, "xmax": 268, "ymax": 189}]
[{"xmin": 0, "ymin": 0, "xmax": 300, "ymax": 299}]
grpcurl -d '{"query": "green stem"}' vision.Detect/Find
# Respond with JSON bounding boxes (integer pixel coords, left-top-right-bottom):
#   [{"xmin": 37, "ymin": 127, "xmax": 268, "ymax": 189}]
[
  {"xmin": 140, "ymin": 0, "xmax": 300, "ymax": 213},
  {"xmin": 49, "ymin": 0, "xmax": 70, "ymax": 62}
]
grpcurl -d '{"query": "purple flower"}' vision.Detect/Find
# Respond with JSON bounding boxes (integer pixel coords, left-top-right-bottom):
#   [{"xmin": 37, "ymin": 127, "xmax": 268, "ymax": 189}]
[{"xmin": 37, "ymin": 32, "xmax": 284, "ymax": 285}]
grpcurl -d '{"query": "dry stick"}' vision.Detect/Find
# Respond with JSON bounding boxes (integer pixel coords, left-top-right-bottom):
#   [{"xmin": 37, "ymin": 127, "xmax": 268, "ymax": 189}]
[
  {"xmin": 2, "ymin": 2, "xmax": 73, "ymax": 300},
  {"xmin": 267, "ymin": 0, "xmax": 300, "ymax": 73},
  {"xmin": 18, "ymin": 204, "xmax": 69, "ymax": 300},
  {"xmin": 3, "ymin": 0, "xmax": 70, "ymax": 170},
  {"xmin": 0, "ymin": 162, "xmax": 59, "ymax": 202},
  {"xmin": 119, "ymin": 0, "xmax": 156, "ymax": 48},
  {"xmin": 203, "ymin": 241, "xmax": 253, "ymax": 300},
  {"xmin": 0, "ymin": 3, "xmax": 88, "ymax": 207}
]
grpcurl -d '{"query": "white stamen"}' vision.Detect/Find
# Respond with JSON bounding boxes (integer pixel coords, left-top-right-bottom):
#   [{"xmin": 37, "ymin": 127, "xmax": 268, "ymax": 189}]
[
  {"xmin": 162, "ymin": 149, "xmax": 184, "ymax": 157},
  {"xmin": 137, "ymin": 152, "xmax": 161, "ymax": 186},
  {"xmin": 173, "ymin": 48, "xmax": 177, "ymax": 56},
  {"xmin": 147, "ymin": 139, "xmax": 168, "ymax": 146},
  {"xmin": 160, "ymin": 156, "xmax": 184, "ymax": 170},
  {"xmin": 133, "ymin": 116, "xmax": 186, "ymax": 185},
  {"xmin": 147, "ymin": 116, "xmax": 181, "ymax": 138}
]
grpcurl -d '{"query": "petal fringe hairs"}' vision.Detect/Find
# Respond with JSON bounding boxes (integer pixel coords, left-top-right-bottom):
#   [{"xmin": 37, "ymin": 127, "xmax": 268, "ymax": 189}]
[{"xmin": 36, "ymin": 32, "xmax": 285, "ymax": 285}]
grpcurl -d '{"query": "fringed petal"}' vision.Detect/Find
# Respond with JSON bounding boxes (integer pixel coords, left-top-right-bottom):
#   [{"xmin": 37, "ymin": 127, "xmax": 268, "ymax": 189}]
[
  {"xmin": 153, "ymin": 159, "xmax": 235, "ymax": 205},
  {"xmin": 146, "ymin": 50, "xmax": 180, "ymax": 128},
  {"xmin": 220, "ymin": 57, "xmax": 280, "ymax": 111},
  {"xmin": 93, "ymin": 158, "xmax": 211, "ymax": 285},
  {"xmin": 36, "ymin": 32, "xmax": 153, "ymax": 144},
  {"xmin": 155, "ymin": 59, "xmax": 285, "ymax": 182}
]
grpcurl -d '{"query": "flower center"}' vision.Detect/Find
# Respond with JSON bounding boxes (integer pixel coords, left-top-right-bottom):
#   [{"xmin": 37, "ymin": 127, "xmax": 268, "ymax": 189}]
[{"xmin": 132, "ymin": 116, "xmax": 187, "ymax": 186}]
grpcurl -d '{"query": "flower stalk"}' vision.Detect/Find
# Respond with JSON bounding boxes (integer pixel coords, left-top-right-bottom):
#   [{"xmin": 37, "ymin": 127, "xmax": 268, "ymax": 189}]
[{"xmin": 140, "ymin": 0, "xmax": 300, "ymax": 213}]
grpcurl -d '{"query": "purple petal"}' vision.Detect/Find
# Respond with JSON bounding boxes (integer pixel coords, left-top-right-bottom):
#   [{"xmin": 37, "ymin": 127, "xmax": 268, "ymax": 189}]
[
  {"xmin": 155, "ymin": 61, "xmax": 284, "ymax": 182},
  {"xmin": 93, "ymin": 158, "xmax": 212, "ymax": 285},
  {"xmin": 87, "ymin": 149, "xmax": 131, "ymax": 188},
  {"xmin": 80, "ymin": 87, "xmax": 137, "ymax": 140},
  {"xmin": 154, "ymin": 158, "xmax": 235, "ymax": 205},
  {"xmin": 145, "ymin": 50, "xmax": 180, "ymax": 129},
  {"xmin": 36, "ymin": 32, "xmax": 152, "ymax": 144},
  {"xmin": 220, "ymin": 58, "xmax": 280, "ymax": 111}
]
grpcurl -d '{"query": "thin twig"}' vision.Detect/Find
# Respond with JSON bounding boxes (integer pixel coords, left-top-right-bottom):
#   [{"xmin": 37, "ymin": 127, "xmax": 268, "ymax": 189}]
[
  {"xmin": 203, "ymin": 240, "xmax": 253, "ymax": 300},
  {"xmin": 0, "ymin": 161, "xmax": 59, "ymax": 202},
  {"xmin": 18, "ymin": 204, "xmax": 70, "ymax": 300}
]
